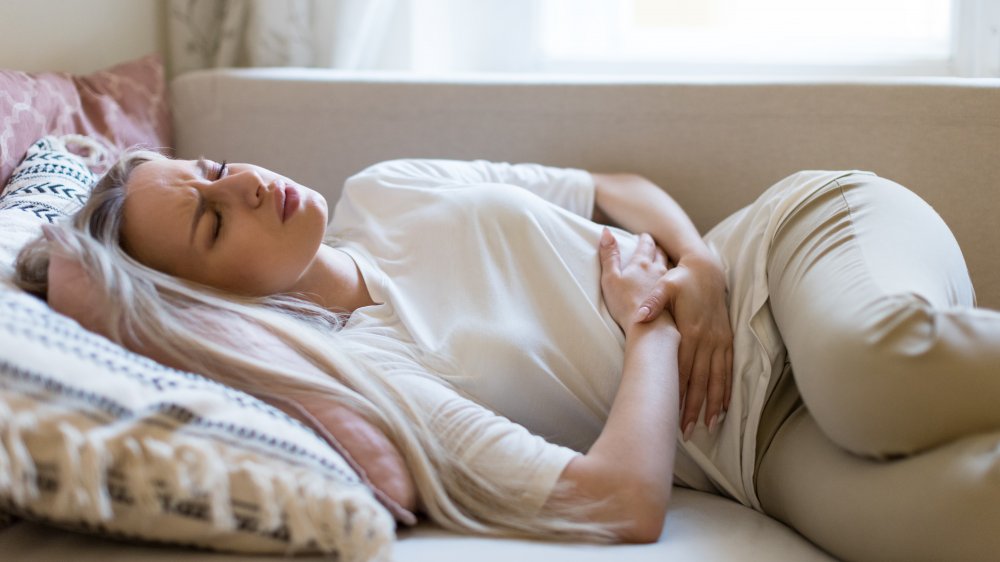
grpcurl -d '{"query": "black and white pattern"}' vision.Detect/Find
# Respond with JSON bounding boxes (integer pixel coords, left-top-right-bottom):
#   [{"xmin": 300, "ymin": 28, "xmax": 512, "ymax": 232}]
[{"xmin": 0, "ymin": 136, "xmax": 98, "ymax": 273}]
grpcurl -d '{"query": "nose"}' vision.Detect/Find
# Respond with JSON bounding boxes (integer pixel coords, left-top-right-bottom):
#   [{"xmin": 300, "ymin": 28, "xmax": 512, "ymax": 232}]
[{"xmin": 207, "ymin": 169, "xmax": 265, "ymax": 208}]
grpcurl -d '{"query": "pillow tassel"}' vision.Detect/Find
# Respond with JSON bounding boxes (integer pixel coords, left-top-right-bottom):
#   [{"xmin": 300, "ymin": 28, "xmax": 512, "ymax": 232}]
[
  {"xmin": 175, "ymin": 440, "xmax": 234, "ymax": 530},
  {"xmin": 79, "ymin": 427, "xmax": 114, "ymax": 521},
  {"xmin": 240, "ymin": 459, "xmax": 282, "ymax": 532},
  {"xmin": 121, "ymin": 436, "xmax": 160, "ymax": 516},
  {"xmin": 52, "ymin": 421, "xmax": 115, "ymax": 522},
  {"xmin": 59, "ymin": 134, "xmax": 110, "ymax": 172},
  {"xmin": 272, "ymin": 470, "xmax": 319, "ymax": 551},
  {"xmin": 52, "ymin": 421, "xmax": 89, "ymax": 518},
  {"xmin": 0, "ymin": 401, "xmax": 15, "ymax": 496},
  {"xmin": 0, "ymin": 401, "xmax": 41, "ymax": 503},
  {"xmin": 303, "ymin": 471, "xmax": 395, "ymax": 562}
]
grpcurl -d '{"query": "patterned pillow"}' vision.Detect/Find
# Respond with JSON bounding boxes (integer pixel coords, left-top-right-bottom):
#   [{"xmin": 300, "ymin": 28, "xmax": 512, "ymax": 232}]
[
  {"xmin": 0, "ymin": 289, "xmax": 394, "ymax": 558},
  {"xmin": 0, "ymin": 135, "xmax": 100, "ymax": 275}
]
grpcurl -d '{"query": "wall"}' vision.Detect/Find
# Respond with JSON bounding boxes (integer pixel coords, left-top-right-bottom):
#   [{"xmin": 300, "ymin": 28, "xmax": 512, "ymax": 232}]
[{"xmin": 0, "ymin": 0, "xmax": 166, "ymax": 73}]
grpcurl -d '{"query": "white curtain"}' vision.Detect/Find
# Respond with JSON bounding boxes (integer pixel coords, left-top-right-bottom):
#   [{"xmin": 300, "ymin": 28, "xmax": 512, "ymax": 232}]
[
  {"xmin": 168, "ymin": 0, "xmax": 539, "ymax": 76},
  {"xmin": 167, "ymin": 0, "xmax": 406, "ymax": 74},
  {"xmin": 406, "ymin": 0, "xmax": 538, "ymax": 73}
]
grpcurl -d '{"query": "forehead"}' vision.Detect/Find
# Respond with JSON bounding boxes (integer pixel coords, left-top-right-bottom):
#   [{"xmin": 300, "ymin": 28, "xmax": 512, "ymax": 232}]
[
  {"xmin": 128, "ymin": 158, "xmax": 201, "ymax": 190},
  {"xmin": 124, "ymin": 159, "xmax": 201, "ymax": 217},
  {"xmin": 120, "ymin": 159, "xmax": 204, "ymax": 272}
]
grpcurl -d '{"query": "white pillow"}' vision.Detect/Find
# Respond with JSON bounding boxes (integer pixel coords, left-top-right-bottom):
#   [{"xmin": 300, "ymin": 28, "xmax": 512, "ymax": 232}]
[{"xmin": 0, "ymin": 288, "xmax": 394, "ymax": 559}]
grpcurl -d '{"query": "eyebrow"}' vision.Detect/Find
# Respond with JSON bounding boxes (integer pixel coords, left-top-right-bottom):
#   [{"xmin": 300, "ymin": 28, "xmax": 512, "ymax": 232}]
[{"xmin": 188, "ymin": 158, "xmax": 210, "ymax": 246}]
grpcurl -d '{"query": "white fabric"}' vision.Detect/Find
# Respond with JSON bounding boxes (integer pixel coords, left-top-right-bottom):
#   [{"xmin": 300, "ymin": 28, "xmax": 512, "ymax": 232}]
[
  {"xmin": 396, "ymin": 374, "xmax": 580, "ymax": 513},
  {"xmin": 327, "ymin": 159, "xmax": 719, "ymax": 505}
]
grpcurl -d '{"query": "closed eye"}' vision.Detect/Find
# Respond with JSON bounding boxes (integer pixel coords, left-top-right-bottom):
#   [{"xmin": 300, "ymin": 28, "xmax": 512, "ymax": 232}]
[
  {"xmin": 212, "ymin": 210, "xmax": 222, "ymax": 240},
  {"xmin": 211, "ymin": 160, "xmax": 227, "ymax": 241}
]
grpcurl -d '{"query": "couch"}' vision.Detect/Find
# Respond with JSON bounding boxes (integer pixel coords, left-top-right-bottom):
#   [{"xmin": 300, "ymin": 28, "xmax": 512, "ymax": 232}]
[{"xmin": 3, "ymin": 67, "xmax": 999, "ymax": 560}]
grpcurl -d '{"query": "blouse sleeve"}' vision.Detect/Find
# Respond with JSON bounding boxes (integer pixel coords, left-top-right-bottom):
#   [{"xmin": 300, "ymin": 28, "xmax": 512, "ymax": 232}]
[
  {"xmin": 393, "ymin": 374, "xmax": 581, "ymax": 514},
  {"xmin": 345, "ymin": 158, "xmax": 596, "ymax": 219}
]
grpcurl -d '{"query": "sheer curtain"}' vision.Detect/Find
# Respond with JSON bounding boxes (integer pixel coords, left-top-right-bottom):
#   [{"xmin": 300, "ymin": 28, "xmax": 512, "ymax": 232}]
[{"xmin": 167, "ymin": 0, "xmax": 405, "ymax": 75}]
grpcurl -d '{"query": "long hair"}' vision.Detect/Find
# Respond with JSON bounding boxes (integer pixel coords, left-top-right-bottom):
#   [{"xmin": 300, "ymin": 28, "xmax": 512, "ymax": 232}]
[{"xmin": 12, "ymin": 150, "xmax": 620, "ymax": 542}]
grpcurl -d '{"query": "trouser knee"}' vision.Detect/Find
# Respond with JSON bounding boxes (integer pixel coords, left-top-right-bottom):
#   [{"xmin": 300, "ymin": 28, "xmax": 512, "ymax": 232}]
[{"xmin": 791, "ymin": 292, "xmax": 942, "ymax": 459}]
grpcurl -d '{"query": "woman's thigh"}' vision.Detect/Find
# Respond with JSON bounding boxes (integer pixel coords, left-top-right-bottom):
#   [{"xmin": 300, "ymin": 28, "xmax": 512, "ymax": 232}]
[
  {"xmin": 757, "ymin": 404, "xmax": 1000, "ymax": 562},
  {"xmin": 766, "ymin": 173, "xmax": 1000, "ymax": 458}
]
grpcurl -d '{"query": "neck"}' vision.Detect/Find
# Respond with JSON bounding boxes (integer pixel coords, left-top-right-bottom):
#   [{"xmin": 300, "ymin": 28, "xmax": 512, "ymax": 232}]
[{"xmin": 291, "ymin": 245, "xmax": 376, "ymax": 314}]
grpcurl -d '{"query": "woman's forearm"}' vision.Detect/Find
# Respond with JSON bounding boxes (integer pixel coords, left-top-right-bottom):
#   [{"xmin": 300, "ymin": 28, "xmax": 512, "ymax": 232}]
[
  {"xmin": 550, "ymin": 318, "xmax": 680, "ymax": 542},
  {"xmin": 590, "ymin": 172, "xmax": 714, "ymax": 265},
  {"xmin": 592, "ymin": 318, "xmax": 680, "ymax": 518}
]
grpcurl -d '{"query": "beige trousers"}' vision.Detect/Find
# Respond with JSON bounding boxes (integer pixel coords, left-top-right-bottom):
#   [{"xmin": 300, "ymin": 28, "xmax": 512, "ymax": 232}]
[{"xmin": 753, "ymin": 173, "xmax": 1000, "ymax": 561}]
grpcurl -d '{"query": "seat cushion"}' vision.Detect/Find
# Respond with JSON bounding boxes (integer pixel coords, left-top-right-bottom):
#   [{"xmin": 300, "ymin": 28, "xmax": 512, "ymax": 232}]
[{"xmin": 0, "ymin": 487, "xmax": 833, "ymax": 561}]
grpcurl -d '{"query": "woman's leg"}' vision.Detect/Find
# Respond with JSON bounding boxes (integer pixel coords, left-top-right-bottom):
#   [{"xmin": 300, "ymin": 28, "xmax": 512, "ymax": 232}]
[
  {"xmin": 757, "ymin": 404, "xmax": 1000, "ymax": 562},
  {"xmin": 766, "ymin": 172, "xmax": 1000, "ymax": 459},
  {"xmin": 756, "ymin": 172, "xmax": 1000, "ymax": 560}
]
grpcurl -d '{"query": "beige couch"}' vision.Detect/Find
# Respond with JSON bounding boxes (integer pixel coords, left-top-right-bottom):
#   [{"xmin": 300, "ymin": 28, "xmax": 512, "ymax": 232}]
[{"xmin": 3, "ymin": 68, "xmax": 998, "ymax": 560}]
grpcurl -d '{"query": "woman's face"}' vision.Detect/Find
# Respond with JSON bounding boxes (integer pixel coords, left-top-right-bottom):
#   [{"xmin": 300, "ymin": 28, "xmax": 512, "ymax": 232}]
[{"xmin": 120, "ymin": 158, "xmax": 329, "ymax": 296}]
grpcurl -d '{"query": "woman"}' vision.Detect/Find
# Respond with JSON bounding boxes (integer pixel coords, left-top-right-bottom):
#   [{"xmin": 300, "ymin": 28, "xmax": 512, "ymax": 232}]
[{"xmin": 13, "ymin": 152, "xmax": 999, "ymax": 560}]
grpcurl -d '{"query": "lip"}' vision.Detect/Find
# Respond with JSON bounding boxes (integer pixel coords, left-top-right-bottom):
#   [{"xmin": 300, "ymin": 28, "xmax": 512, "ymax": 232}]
[{"xmin": 274, "ymin": 180, "xmax": 300, "ymax": 223}]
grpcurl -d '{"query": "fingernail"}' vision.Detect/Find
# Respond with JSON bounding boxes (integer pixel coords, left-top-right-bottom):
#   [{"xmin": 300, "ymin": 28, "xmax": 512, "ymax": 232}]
[
  {"xmin": 718, "ymin": 411, "xmax": 726, "ymax": 425},
  {"xmin": 683, "ymin": 422, "xmax": 694, "ymax": 441},
  {"xmin": 638, "ymin": 306, "xmax": 651, "ymax": 321},
  {"xmin": 600, "ymin": 228, "xmax": 612, "ymax": 247},
  {"xmin": 708, "ymin": 414, "xmax": 718, "ymax": 433}
]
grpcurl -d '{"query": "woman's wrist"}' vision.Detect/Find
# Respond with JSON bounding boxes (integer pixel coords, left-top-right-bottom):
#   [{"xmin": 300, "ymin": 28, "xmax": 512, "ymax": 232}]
[
  {"xmin": 677, "ymin": 248, "xmax": 723, "ymax": 272},
  {"xmin": 624, "ymin": 314, "xmax": 680, "ymax": 341}
]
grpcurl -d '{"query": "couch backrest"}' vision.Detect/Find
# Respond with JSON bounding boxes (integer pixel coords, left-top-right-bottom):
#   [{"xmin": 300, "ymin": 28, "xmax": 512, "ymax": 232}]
[{"xmin": 172, "ymin": 69, "xmax": 1000, "ymax": 309}]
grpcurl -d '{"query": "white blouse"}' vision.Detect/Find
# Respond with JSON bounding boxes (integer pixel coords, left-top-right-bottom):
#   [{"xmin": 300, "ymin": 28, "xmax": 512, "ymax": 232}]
[{"xmin": 328, "ymin": 159, "xmax": 741, "ymax": 512}]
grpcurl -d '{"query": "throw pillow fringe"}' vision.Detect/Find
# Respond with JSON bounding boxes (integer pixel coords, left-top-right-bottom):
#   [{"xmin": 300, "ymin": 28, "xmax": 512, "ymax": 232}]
[
  {"xmin": 0, "ymin": 400, "xmax": 40, "ymax": 504},
  {"xmin": 55, "ymin": 134, "xmax": 112, "ymax": 173},
  {"xmin": 52, "ymin": 421, "xmax": 114, "ymax": 521},
  {"xmin": 1, "ymin": 398, "xmax": 395, "ymax": 560},
  {"xmin": 241, "ymin": 459, "xmax": 281, "ymax": 531}
]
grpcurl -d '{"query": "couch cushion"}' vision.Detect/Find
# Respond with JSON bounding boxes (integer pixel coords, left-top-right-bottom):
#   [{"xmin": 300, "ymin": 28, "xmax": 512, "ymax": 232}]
[{"xmin": 0, "ymin": 487, "xmax": 834, "ymax": 561}]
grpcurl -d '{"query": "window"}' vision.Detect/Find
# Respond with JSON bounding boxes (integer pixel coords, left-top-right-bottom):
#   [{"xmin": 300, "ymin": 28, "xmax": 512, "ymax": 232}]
[{"xmin": 532, "ymin": 0, "xmax": 998, "ymax": 77}]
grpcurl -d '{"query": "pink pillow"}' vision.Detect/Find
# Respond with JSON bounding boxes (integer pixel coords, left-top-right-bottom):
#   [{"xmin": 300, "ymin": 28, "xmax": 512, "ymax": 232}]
[{"xmin": 0, "ymin": 54, "xmax": 171, "ymax": 187}]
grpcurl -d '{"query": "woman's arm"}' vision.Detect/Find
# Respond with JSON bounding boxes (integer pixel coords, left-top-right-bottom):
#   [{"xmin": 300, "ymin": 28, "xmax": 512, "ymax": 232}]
[
  {"xmin": 545, "ymin": 229, "xmax": 680, "ymax": 543},
  {"xmin": 590, "ymin": 172, "xmax": 711, "ymax": 265},
  {"xmin": 590, "ymin": 172, "xmax": 733, "ymax": 439}
]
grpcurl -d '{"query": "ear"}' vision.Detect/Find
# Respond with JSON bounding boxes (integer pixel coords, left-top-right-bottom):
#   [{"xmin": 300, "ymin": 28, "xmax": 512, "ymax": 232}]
[
  {"xmin": 41, "ymin": 223, "xmax": 72, "ymax": 244},
  {"xmin": 46, "ymin": 240, "xmax": 115, "ymax": 339}
]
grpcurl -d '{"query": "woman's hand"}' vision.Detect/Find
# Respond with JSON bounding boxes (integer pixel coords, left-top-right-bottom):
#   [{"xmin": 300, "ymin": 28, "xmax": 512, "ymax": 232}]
[
  {"xmin": 598, "ymin": 227, "xmax": 675, "ymax": 337},
  {"xmin": 637, "ymin": 252, "xmax": 733, "ymax": 439}
]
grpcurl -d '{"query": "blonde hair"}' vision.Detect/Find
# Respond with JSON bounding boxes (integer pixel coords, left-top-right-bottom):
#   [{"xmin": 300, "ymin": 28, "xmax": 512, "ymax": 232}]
[{"xmin": 12, "ymin": 149, "xmax": 620, "ymax": 542}]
